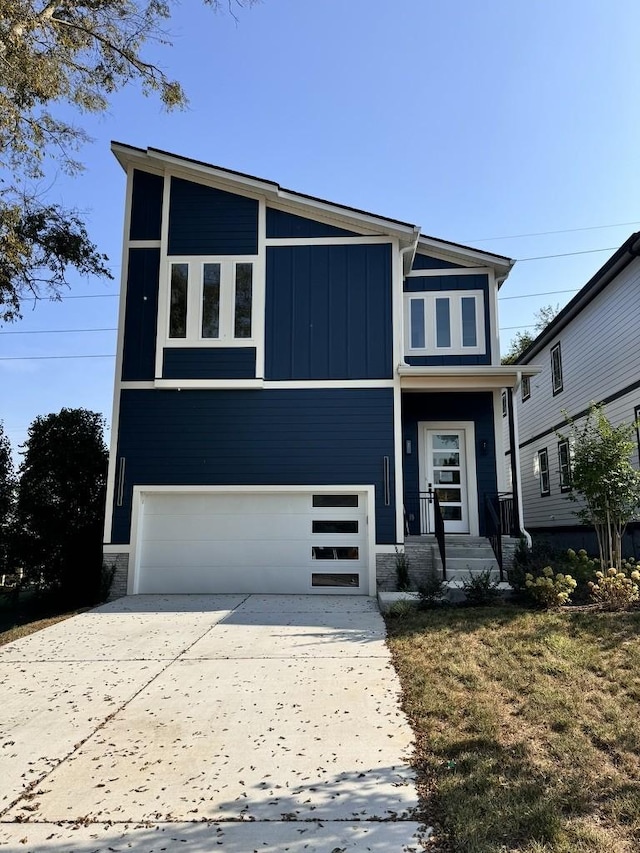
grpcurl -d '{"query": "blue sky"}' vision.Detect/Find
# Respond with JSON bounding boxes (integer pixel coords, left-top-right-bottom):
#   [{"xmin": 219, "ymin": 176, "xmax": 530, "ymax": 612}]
[{"xmin": 1, "ymin": 0, "xmax": 640, "ymax": 461}]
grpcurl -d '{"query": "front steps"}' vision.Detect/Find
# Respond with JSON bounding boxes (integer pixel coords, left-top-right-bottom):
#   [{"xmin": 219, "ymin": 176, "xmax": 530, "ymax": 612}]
[{"xmin": 405, "ymin": 535, "xmax": 505, "ymax": 584}]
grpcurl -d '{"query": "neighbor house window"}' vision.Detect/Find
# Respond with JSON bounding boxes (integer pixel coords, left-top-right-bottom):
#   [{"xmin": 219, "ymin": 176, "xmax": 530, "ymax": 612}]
[
  {"xmin": 167, "ymin": 258, "xmax": 255, "ymax": 344},
  {"xmin": 538, "ymin": 448, "xmax": 550, "ymax": 496},
  {"xmin": 551, "ymin": 343, "xmax": 563, "ymax": 395},
  {"xmin": 502, "ymin": 391, "xmax": 507, "ymax": 417},
  {"xmin": 521, "ymin": 375, "xmax": 531, "ymax": 401},
  {"xmin": 558, "ymin": 439, "xmax": 571, "ymax": 492},
  {"xmin": 404, "ymin": 290, "xmax": 485, "ymax": 356}
]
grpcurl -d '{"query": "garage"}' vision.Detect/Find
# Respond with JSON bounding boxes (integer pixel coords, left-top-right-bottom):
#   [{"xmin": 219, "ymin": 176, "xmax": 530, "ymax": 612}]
[{"xmin": 133, "ymin": 488, "xmax": 372, "ymax": 595}]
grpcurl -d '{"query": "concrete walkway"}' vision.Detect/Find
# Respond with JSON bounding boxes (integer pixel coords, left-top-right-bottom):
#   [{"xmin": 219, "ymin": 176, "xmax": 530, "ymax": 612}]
[{"xmin": 0, "ymin": 595, "xmax": 424, "ymax": 851}]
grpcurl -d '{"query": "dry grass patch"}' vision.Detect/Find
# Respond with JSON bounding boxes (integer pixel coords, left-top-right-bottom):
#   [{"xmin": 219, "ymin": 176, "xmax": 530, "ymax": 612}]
[
  {"xmin": 0, "ymin": 590, "xmax": 88, "ymax": 646},
  {"xmin": 386, "ymin": 605, "xmax": 640, "ymax": 853}
]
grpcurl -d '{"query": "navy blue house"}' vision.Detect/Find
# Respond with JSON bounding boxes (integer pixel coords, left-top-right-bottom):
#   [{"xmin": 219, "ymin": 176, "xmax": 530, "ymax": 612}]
[{"xmin": 104, "ymin": 143, "xmax": 526, "ymax": 596}]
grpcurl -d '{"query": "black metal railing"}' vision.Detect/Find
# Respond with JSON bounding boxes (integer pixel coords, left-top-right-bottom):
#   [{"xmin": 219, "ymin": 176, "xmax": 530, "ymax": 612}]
[
  {"xmin": 485, "ymin": 494, "xmax": 504, "ymax": 581},
  {"xmin": 498, "ymin": 492, "xmax": 518, "ymax": 537},
  {"xmin": 403, "ymin": 487, "xmax": 447, "ymax": 579}
]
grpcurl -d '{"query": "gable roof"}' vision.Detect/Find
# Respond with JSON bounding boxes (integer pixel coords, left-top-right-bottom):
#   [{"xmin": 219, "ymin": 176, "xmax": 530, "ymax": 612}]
[
  {"xmin": 111, "ymin": 141, "xmax": 514, "ymax": 280},
  {"xmin": 516, "ymin": 231, "xmax": 640, "ymax": 363}
]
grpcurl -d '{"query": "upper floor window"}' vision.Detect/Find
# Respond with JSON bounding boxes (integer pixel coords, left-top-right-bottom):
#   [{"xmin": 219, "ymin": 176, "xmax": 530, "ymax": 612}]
[
  {"xmin": 551, "ymin": 342, "xmax": 563, "ymax": 395},
  {"xmin": 168, "ymin": 258, "xmax": 253, "ymax": 344},
  {"xmin": 501, "ymin": 390, "xmax": 507, "ymax": 417},
  {"xmin": 521, "ymin": 375, "xmax": 531, "ymax": 401},
  {"xmin": 538, "ymin": 448, "xmax": 550, "ymax": 496},
  {"xmin": 557, "ymin": 439, "xmax": 571, "ymax": 492},
  {"xmin": 404, "ymin": 290, "xmax": 485, "ymax": 356}
]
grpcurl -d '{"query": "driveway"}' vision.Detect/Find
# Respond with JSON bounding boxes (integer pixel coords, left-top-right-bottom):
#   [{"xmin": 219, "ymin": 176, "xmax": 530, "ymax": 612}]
[{"xmin": 0, "ymin": 595, "xmax": 423, "ymax": 851}]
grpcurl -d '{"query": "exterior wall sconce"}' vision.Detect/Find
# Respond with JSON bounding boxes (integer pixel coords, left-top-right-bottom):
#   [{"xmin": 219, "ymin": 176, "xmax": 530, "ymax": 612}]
[
  {"xmin": 405, "ymin": 439, "xmax": 412, "ymax": 455},
  {"xmin": 480, "ymin": 439, "xmax": 488, "ymax": 455}
]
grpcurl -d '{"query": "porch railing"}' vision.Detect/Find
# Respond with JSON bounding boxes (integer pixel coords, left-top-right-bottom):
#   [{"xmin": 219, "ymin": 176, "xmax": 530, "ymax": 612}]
[
  {"xmin": 485, "ymin": 494, "xmax": 504, "ymax": 581},
  {"xmin": 403, "ymin": 488, "xmax": 446, "ymax": 580}
]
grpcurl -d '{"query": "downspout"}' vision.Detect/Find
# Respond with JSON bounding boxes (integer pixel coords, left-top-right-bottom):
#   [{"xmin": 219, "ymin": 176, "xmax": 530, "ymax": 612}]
[{"xmin": 509, "ymin": 370, "xmax": 531, "ymax": 547}]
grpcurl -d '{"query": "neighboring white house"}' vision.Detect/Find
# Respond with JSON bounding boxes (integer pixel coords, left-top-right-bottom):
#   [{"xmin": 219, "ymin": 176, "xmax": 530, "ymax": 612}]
[{"xmin": 504, "ymin": 231, "xmax": 640, "ymax": 554}]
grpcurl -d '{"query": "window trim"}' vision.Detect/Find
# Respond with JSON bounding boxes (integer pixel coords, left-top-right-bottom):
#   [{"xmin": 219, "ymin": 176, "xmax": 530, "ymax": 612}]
[
  {"xmin": 165, "ymin": 255, "xmax": 258, "ymax": 347},
  {"xmin": 521, "ymin": 375, "xmax": 531, "ymax": 402},
  {"xmin": 538, "ymin": 448, "xmax": 550, "ymax": 496},
  {"xmin": 404, "ymin": 290, "xmax": 486, "ymax": 356},
  {"xmin": 551, "ymin": 342, "xmax": 563, "ymax": 395},
  {"xmin": 557, "ymin": 439, "xmax": 571, "ymax": 493},
  {"xmin": 635, "ymin": 406, "xmax": 640, "ymax": 460},
  {"xmin": 501, "ymin": 390, "xmax": 507, "ymax": 418}
]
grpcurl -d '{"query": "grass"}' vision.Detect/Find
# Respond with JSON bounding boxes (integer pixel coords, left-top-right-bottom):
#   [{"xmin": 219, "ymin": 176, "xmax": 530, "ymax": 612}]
[
  {"xmin": 386, "ymin": 604, "xmax": 640, "ymax": 853},
  {"xmin": 0, "ymin": 588, "xmax": 88, "ymax": 646}
]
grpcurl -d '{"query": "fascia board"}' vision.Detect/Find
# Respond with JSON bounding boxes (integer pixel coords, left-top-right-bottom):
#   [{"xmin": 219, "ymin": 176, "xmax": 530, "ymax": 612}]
[{"xmin": 416, "ymin": 235, "xmax": 515, "ymax": 279}]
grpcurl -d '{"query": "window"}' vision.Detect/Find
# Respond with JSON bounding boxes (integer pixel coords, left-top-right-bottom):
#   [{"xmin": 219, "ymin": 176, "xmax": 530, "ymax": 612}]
[
  {"xmin": 521, "ymin": 375, "xmax": 531, "ymax": 402},
  {"xmin": 551, "ymin": 343, "xmax": 563, "ymax": 395},
  {"xmin": 558, "ymin": 439, "xmax": 571, "ymax": 492},
  {"xmin": 312, "ymin": 573, "xmax": 359, "ymax": 587},
  {"xmin": 312, "ymin": 495, "xmax": 358, "ymax": 508},
  {"xmin": 636, "ymin": 406, "xmax": 640, "ymax": 459},
  {"xmin": 404, "ymin": 290, "xmax": 485, "ymax": 356},
  {"xmin": 502, "ymin": 390, "xmax": 507, "ymax": 418},
  {"xmin": 538, "ymin": 448, "xmax": 550, "ymax": 496},
  {"xmin": 312, "ymin": 520, "xmax": 359, "ymax": 534},
  {"xmin": 167, "ymin": 258, "xmax": 254, "ymax": 344}
]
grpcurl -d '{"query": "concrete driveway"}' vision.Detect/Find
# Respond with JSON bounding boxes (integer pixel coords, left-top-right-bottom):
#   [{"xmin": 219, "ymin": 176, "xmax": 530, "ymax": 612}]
[{"xmin": 0, "ymin": 595, "xmax": 424, "ymax": 851}]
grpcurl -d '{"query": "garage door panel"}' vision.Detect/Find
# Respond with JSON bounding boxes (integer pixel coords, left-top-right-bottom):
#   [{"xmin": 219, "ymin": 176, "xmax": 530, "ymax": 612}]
[{"xmin": 136, "ymin": 491, "xmax": 369, "ymax": 595}]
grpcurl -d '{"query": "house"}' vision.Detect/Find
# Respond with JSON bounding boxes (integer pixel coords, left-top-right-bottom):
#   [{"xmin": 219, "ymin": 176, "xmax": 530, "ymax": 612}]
[
  {"xmin": 103, "ymin": 143, "xmax": 533, "ymax": 598},
  {"xmin": 504, "ymin": 232, "xmax": 640, "ymax": 555}
]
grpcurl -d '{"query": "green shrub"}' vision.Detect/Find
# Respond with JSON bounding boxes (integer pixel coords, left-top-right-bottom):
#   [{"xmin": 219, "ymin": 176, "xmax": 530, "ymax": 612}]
[
  {"xmin": 524, "ymin": 567, "xmax": 577, "ymax": 609},
  {"xmin": 461, "ymin": 569, "xmax": 501, "ymax": 606},
  {"xmin": 588, "ymin": 561, "xmax": 640, "ymax": 610},
  {"xmin": 418, "ymin": 570, "xmax": 446, "ymax": 608},
  {"xmin": 385, "ymin": 598, "xmax": 419, "ymax": 620},
  {"xmin": 394, "ymin": 547, "xmax": 411, "ymax": 591},
  {"xmin": 508, "ymin": 537, "xmax": 563, "ymax": 591}
]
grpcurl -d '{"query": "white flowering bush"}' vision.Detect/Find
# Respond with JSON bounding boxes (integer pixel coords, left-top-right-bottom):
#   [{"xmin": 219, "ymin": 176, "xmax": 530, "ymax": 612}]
[
  {"xmin": 588, "ymin": 560, "xmax": 640, "ymax": 610},
  {"xmin": 525, "ymin": 566, "xmax": 577, "ymax": 609}
]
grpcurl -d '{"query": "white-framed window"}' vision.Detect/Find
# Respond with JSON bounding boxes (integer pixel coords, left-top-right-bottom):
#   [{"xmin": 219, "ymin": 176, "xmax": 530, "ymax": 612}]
[
  {"xmin": 551, "ymin": 342, "xmax": 563, "ymax": 395},
  {"xmin": 404, "ymin": 290, "xmax": 485, "ymax": 356},
  {"xmin": 167, "ymin": 257, "xmax": 255, "ymax": 345},
  {"xmin": 557, "ymin": 439, "xmax": 571, "ymax": 492},
  {"xmin": 501, "ymin": 390, "xmax": 507, "ymax": 418},
  {"xmin": 538, "ymin": 448, "xmax": 550, "ymax": 496},
  {"xmin": 521, "ymin": 375, "xmax": 531, "ymax": 402}
]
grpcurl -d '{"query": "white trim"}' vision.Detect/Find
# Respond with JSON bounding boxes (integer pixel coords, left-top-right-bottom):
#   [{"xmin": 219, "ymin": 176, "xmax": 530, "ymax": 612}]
[
  {"xmin": 154, "ymin": 378, "xmax": 264, "ymax": 390},
  {"xmin": 120, "ymin": 381, "xmax": 155, "ymax": 389},
  {"xmin": 265, "ymin": 236, "xmax": 392, "ymax": 247},
  {"xmin": 103, "ymin": 544, "xmax": 132, "ymax": 553},
  {"xmin": 376, "ymin": 544, "xmax": 403, "ymax": 554},
  {"xmin": 256, "ymin": 198, "xmax": 267, "ymax": 378},
  {"xmin": 393, "ymin": 382, "xmax": 404, "ymax": 544},
  {"xmin": 417, "ymin": 421, "xmax": 479, "ymax": 536},
  {"xmin": 128, "ymin": 484, "xmax": 377, "ymax": 597},
  {"xmin": 493, "ymin": 389, "xmax": 506, "ymax": 492},
  {"xmin": 404, "ymin": 290, "xmax": 486, "ymax": 356},
  {"xmin": 128, "ymin": 240, "xmax": 161, "ymax": 249},
  {"xmin": 152, "ymin": 378, "xmax": 396, "ymax": 390},
  {"xmin": 405, "ymin": 266, "xmax": 493, "ymax": 278},
  {"xmin": 487, "ymin": 269, "xmax": 500, "ymax": 364},
  {"xmin": 155, "ymin": 174, "xmax": 172, "ymax": 379},
  {"xmin": 103, "ymin": 164, "xmax": 137, "ymax": 543}
]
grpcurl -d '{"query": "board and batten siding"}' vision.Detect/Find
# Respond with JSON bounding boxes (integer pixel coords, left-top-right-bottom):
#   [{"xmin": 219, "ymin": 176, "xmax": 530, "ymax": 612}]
[
  {"xmin": 266, "ymin": 207, "xmax": 358, "ymax": 238},
  {"xmin": 515, "ymin": 256, "xmax": 640, "ymax": 528},
  {"xmin": 111, "ymin": 388, "xmax": 396, "ymax": 545},
  {"xmin": 162, "ymin": 347, "xmax": 256, "ymax": 379},
  {"xmin": 121, "ymin": 248, "xmax": 160, "ymax": 381},
  {"xmin": 265, "ymin": 243, "xmax": 393, "ymax": 380},
  {"xmin": 129, "ymin": 169, "xmax": 164, "ymax": 241}
]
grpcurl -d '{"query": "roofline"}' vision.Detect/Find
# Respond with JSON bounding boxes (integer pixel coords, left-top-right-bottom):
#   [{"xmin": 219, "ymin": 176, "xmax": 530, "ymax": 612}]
[
  {"xmin": 111, "ymin": 141, "xmax": 516, "ymax": 280},
  {"xmin": 516, "ymin": 231, "xmax": 640, "ymax": 362}
]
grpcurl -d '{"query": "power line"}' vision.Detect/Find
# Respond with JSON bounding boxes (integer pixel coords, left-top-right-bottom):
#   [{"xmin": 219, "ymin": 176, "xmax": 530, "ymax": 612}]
[
  {"xmin": 517, "ymin": 247, "xmax": 617, "ymax": 262},
  {"xmin": 0, "ymin": 327, "xmax": 116, "ymax": 335},
  {"xmin": 467, "ymin": 220, "xmax": 640, "ymax": 242},
  {"xmin": 19, "ymin": 293, "xmax": 119, "ymax": 302},
  {"xmin": 0, "ymin": 354, "xmax": 115, "ymax": 361},
  {"xmin": 499, "ymin": 288, "xmax": 579, "ymax": 301}
]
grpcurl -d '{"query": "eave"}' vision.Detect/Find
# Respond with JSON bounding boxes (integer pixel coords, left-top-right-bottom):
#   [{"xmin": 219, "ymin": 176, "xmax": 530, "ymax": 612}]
[{"xmin": 398, "ymin": 364, "xmax": 541, "ymax": 392}]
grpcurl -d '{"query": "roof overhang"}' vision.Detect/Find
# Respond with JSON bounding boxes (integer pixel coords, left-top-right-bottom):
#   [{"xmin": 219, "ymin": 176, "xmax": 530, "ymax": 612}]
[
  {"xmin": 415, "ymin": 235, "xmax": 515, "ymax": 286},
  {"xmin": 398, "ymin": 364, "xmax": 541, "ymax": 392}
]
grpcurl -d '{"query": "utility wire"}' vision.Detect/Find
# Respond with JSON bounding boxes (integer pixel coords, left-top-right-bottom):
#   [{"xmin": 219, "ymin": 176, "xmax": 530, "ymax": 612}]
[
  {"xmin": 467, "ymin": 220, "xmax": 640, "ymax": 242},
  {"xmin": 0, "ymin": 327, "xmax": 116, "ymax": 335},
  {"xmin": 516, "ymin": 247, "xmax": 617, "ymax": 262},
  {"xmin": 499, "ymin": 287, "xmax": 579, "ymax": 301},
  {"xmin": 0, "ymin": 354, "xmax": 115, "ymax": 361}
]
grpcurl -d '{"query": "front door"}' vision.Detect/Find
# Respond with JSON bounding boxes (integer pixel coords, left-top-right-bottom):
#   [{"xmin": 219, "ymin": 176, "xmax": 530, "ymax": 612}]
[{"xmin": 424, "ymin": 429, "xmax": 470, "ymax": 533}]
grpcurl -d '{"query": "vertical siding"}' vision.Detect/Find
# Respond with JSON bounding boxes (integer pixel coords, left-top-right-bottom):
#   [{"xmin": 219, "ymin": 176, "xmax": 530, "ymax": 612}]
[
  {"xmin": 121, "ymin": 249, "xmax": 160, "ymax": 381},
  {"xmin": 111, "ymin": 388, "xmax": 396, "ymax": 545},
  {"xmin": 265, "ymin": 243, "xmax": 393, "ymax": 380},
  {"xmin": 515, "ymin": 258, "xmax": 640, "ymax": 528},
  {"xmin": 411, "ymin": 253, "xmax": 464, "ymax": 270},
  {"xmin": 129, "ymin": 170, "xmax": 164, "ymax": 241},
  {"xmin": 403, "ymin": 273, "xmax": 491, "ymax": 366},
  {"xmin": 266, "ymin": 208, "xmax": 357, "ymax": 238},
  {"xmin": 168, "ymin": 177, "xmax": 258, "ymax": 256},
  {"xmin": 401, "ymin": 391, "xmax": 497, "ymax": 536},
  {"xmin": 162, "ymin": 347, "xmax": 256, "ymax": 379}
]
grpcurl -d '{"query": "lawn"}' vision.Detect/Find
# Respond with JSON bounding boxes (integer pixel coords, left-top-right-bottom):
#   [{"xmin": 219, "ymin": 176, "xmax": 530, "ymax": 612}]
[
  {"xmin": 386, "ymin": 605, "xmax": 640, "ymax": 853},
  {"xmin": 0, "ymin": 588, "xmax": 87, "ymax": 646}
]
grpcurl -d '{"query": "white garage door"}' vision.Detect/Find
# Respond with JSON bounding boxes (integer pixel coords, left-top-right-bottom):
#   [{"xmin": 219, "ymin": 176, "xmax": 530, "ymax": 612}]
[{"xmin": 135, "ymin": 490, "xmax": 370, "ymax": 594}]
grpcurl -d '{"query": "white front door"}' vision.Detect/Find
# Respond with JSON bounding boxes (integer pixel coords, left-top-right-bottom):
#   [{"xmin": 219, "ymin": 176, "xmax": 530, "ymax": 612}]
[{"xmin": 423, "ymin": 428, "xmax": 470, "ymax": 533}]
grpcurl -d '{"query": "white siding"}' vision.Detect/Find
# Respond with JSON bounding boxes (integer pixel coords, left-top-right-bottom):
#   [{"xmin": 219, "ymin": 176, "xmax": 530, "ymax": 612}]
[{"xmin": 512, "ymin": 256, "xmax": 640, "ymax": 529}]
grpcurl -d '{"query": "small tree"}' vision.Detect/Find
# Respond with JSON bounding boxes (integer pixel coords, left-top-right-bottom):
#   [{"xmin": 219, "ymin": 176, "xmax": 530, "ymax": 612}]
[
  {"xmin": 0, "ymin": 422, "xmax": 17, "ymax": 575},
  {"xmin": 15, "ymin": 408, "xmax": 108, "ymax": 602},
  {"xmin": 560, "ymin": 405, "xmax": 640, "ymax": 571}
]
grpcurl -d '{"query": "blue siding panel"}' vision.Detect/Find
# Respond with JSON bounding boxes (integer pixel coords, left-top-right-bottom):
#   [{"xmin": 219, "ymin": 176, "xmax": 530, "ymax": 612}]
[
  {"xmin": 162, "ymin": 347, "xmax": 256, "ymax": 379},
  {"xmin": 404, "ymin": 273, "xmax": 491, "ymax": 366},
  {"xmin": 168, "ymin": 177, "xmax": 258, "ymax": 256},
  {"xmin": 121, "ymin": 249, "xmax": 160, "ymax": 381},
  {"xmin": 266, "ymin": 207, "xmax": 358, "ymax": 238},
  {"xmin": 401, "ymin": 392, "xmax": 497, "ymax": 536},
  {"xmin": 412, "ymin": 254, "xmax": 464, "ymax": 270},
  {"xmin": 266, "ymin": 244, "xmax": 393, "ymax": 380},
  {"xmin": 111, "ymin": 388, "xmax": 396, "ymax": 545},
  {"xmin": 129, "ymin": 170, "xmax": 163, "ymax": 241}
]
